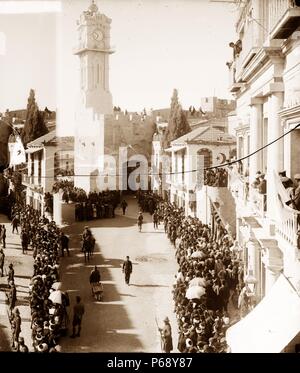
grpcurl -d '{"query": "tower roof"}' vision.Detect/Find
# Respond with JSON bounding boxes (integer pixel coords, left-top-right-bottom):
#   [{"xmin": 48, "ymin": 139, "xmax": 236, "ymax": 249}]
[{"xmin": 88, "ymin": 0, "xmax": 98, "ymax": 15}]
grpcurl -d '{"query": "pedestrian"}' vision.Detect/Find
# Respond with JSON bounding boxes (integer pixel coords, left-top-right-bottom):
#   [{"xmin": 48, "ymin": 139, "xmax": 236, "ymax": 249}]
[
  {"xmin": 20, "ymin": 230, "xmax": 29, "ymax": 254},
  {"xmin": 89, "ymin": 265, "xmax": 101, "ymax": 300},
  {"xmin": 122, "ymin": 256, "xmax": 132, "ymax": 286},
  {"xmin": 60, "ymin": 232, "xmax": 70, "ymax": 257},
  {"xmin": 18, "ymin": 336, "xmax": 29, "ymax": 352},
  {"xmin": 11, "ymin": 216, "xmax": 20, "ymax": 234},
  {"xmin": 7, "ymin": 263, "xmax": 14, "ymax": 284},
  {"xmin": 159, "ymin": 317, "xmax": 173, "ymax": 353},
  {"xmin": 1, "ymin": 225, "xmax": 6, "ymax": 248},
  {"xmin": 137, "ymin": 211, "xmax": 143, "ymax": 232},
  {"xmin": 121, "ymin": 199, "xmax": 128, "ymax": 215},
  {"xmin": 10, "ymin": 308, "xmax": 21, "ymax": 350},
  {"xmin": 153, "ymin": 211, "xmax": 159, "ymax": 230},
  {"xmin": 0, "ymin": 248, "xmax": 4, "ymax": 277},
  {"xmin": 8, "ymin": 280, "xmax": 17, "ymax": 314},
  {"xmin": 70, "ymin": 296, "xmax": 85, "ymax": 338}
]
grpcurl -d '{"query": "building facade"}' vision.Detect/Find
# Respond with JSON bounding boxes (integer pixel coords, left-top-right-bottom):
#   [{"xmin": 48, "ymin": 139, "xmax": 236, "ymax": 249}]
[
  {"xmin": 165, "ymin": 125, "xmax": 236, "ymax": 232},
  {"xmin": 21, "ymin": 131, "xmax": 74, "ymax": 216},
  {"xmin": 226, "ymin": 0, "xmax": 300, "ymax": 352}
]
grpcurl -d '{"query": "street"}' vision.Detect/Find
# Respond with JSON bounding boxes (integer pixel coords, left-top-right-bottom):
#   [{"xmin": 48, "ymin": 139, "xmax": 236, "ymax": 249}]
[{"xmin": 59, "ymin": 196, "xmax": 178, "ymax": 352}]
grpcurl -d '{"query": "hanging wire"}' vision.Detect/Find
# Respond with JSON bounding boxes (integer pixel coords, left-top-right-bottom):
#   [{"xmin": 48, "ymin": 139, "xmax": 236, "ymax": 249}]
[{"xmin": 9, "ymin": 122, "xmax": 300, "ymax": 178}]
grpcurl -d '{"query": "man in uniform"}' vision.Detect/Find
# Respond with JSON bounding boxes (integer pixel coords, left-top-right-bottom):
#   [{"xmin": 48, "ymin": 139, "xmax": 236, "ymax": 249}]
[
  {"xmin": 59, "ymin": 232, "xmax": 70, "ymax": 257},
  {"xmin": 153, "ymin": 211, "xmax": 159, "ymax": 230},
  {"xmin": 0, "ymin": 248, "xmax": 4, "ymax": 277},
  {"xmin": 8, "ymin": 280, "xmax": 17, "ymax": 314},
  {"xmin": 1, "ymin": 225, "xmax": 6, "ymax": 248},
  {"xmin": 70, "ymin": 296, "xmax": 85, "ymax": 338},
  {"xmin": 121, "ymin": 199, "xmax": 128, "ymax": 215},
  {"xmin": 20, "ymin": 229, "xmax": 29, "ymax": 254},
  {"xmin": 7, "ymin": 263, "xmax": 14, "ymax": 284},
  {"xmin": 159, "ymin": 317, "xmax": 173, "ymax": 353},
  {"xmin": 122, "ymin": 256, "xmax": 132, "ymax": 286},
  {"xmin": 10, "ymin": 308, "xmax": 21, "ymax": 350},
  {"xmin": 137, "ymin": 212, "xmax": 143, "ymax": 232}
]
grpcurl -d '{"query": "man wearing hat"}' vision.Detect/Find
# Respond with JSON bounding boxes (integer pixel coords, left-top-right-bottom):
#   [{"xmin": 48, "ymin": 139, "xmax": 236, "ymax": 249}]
[
  {"xmin": 7, "ymin": 263, "xmax": 14, "ymax": 284},
  {"xmin": 59, "ymin": 231, "xmax": 70, "ymax": 257},
  {"xmin": 8, "ymin": 281, "xmax": 17, "ymax": 314},
  {"xmin": 70, "ymin": 296, "xmax": 85, "ymax": 338},
  {"xmin": 122, "ymin": 256, "xmax": 133, "ymax": 285},
  {"xmin": 158, "ymin": 317, "xmax": 173, "ymax": 353},
  {"xmin": 137, "ymin": 211, "xmax": 143, "ymax": 232},
  {"xmin": 10, "ymin": 308, "xmax": 21, "ymax": 350},
  {"xmin": 18, "ymin": 336, "xmax": 29, "ymax": 352},
  {"xmin": 0, "ymin": 248, "xmax": 4, "ymax": 277},
  {"xmin": 1, "ymin": 224, "xmax": 6, "ymax": 248}
]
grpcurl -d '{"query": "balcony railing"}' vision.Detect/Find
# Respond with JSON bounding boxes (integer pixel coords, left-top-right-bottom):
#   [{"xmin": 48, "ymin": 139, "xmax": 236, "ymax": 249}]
[
  {"xmin": 269, "ymin": 0, "xmax": 300, "ymax": 39},
  {"xmin": 22, "ymin": 174, "xmax": 43, "ymax": 192},
  {"xmin": 276, "ymin": 205, "xmax": 300, "ymax": 248}
]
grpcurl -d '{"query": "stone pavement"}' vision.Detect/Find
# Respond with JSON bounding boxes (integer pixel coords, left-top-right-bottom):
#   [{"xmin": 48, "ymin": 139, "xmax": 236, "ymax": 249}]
[
  {"xmin": 0, "ymin": 214, "xmax": 33, "ymax": 351},
  {"xmin": 0, "ymin": 196, "xmax": 179, "ymax": 352},
  {"xmin": 59, "ymin": 196, "xmax": 179, "ymax": 352}
]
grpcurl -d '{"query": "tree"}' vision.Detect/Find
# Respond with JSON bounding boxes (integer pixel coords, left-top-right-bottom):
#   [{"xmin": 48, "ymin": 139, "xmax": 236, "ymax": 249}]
[
  {"xmin": 21, "ymin": 89, "xmax": 49, "ymax": 146},
  {"xmin": 163, "ymin": 89, "xmax": 191, "ymax": 148}
]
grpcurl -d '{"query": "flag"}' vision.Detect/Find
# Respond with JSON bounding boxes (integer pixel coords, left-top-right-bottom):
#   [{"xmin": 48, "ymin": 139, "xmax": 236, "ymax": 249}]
[{"xmin": 10, "ymin": 136, "xmax": 26, "ymax": 166}]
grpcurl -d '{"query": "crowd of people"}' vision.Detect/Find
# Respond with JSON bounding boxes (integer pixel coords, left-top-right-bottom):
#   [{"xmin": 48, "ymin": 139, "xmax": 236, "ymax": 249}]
[
  {"xmin": 7, "ymin": 203, "xmax": 67, "ymax": 352},
  {"xmin": 138, "ymin": 192, "xmax": 244, "ymax": 353},
  {"xmin": 204, "ymin": 168, "xmax": 228, "ymax": 187},
  {"xmin": 75, "ymin": 191, "xmax": 120, "ymax": 221}
]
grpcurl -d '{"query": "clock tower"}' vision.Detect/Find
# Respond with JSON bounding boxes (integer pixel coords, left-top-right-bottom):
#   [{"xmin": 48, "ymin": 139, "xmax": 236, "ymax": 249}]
[{"xmin": 73, "ymin": 1, "xmax": 113, "ymax": 192}]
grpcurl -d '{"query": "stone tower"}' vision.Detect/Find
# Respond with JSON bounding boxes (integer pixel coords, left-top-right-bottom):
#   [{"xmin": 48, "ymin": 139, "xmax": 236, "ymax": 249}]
[{"xmin": 73, "ymin": 0, "xmax": 113, "ymax": 192}]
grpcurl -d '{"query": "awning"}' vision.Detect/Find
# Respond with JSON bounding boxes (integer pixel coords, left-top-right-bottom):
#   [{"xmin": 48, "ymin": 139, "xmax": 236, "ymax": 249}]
[{"xmin": 226, "ymin": 274, "xmax": 300, "ymax": 353}]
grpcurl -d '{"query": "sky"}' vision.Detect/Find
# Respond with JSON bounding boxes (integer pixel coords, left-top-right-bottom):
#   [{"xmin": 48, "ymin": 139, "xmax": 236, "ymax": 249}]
[{"xmin": 0, "ymin": 0, "xmax": 237, "ymax": 118}]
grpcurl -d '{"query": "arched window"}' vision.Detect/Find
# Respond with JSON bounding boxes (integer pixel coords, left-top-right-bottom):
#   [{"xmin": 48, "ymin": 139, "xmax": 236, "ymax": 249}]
[{"xmin": 197, "ymin": 148, "xmax": 212, "ymax": 169}]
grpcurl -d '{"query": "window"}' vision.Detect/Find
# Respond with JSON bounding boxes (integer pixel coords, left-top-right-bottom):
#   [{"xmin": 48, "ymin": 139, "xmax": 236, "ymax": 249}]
[
  {"xmin": 197, "ymin": 148, "xmax": 212, "ymax": 169},
  {"xmin": 97, "ymin": 63, "xmax": 100, "ymax": 84}
]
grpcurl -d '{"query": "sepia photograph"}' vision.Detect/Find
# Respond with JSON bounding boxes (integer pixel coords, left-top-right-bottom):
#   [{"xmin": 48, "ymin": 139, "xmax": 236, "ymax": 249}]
[{"xmin": 0, "ymin": 0, "xmax": 300, "ymax": 358}]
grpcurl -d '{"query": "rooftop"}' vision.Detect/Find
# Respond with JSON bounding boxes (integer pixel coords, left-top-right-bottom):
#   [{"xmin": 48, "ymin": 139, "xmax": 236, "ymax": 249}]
[
  {"xmin": 27, "ymin": 130, "xmax": 74, "ymax": 148},
  {"xmin": 171, "ymin": 126, "xmax": 236, "ymax": 146}
]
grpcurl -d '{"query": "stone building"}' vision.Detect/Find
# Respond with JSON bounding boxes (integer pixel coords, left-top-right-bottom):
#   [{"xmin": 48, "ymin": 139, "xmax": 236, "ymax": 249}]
[{"xmin": 225, "ymin": 0, "xmax": 300, "ymax": 352}]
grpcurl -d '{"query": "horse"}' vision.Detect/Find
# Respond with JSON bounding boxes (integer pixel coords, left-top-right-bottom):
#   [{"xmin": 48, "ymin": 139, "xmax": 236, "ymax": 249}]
[{"xmin": 82, "ymin": 236, "xmax": 93, "ymax": 263}]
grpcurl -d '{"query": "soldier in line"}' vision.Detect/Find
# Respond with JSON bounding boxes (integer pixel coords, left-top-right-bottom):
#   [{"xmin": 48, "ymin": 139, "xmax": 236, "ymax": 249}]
[
  {"xmin": 10, "ymin": 308, "xmax": 21, "ymax": 350},
  {"xmin": 70, "ymin": 296, "xmax": 85, "ymax": 338},
  {"xmin": 137, "ymin": 211, "xmax": 143, "ymax": 232},
  {"xmin": 0, "ymin": 248, "xmax": 4, "ymax": 277},
  {"xmin": 0, "ymin": 224, "xmax": 6, "ymax": 248},
  {"xmin": 121, "ymin": 199, "xmax": 128, "ymax": 215}
]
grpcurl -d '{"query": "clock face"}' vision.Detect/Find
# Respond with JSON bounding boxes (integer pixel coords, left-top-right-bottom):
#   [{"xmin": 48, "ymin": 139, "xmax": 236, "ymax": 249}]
[{"xmin": 92, "ymin": 29, "xmax": 103, "ymax": 41}]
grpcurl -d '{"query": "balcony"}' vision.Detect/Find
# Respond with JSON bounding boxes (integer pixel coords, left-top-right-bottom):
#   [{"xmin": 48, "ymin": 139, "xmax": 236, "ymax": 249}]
[
  {"xmin": 276, "ymin": 205, "xmax": 300, "ymax": 248},
  {"xmin": 22, "ymin": 174, "xmax": 43, "ymax": 193},
  {"xmin": 269, "ymin": 0, "xmax": 300, "ymax": 39},
  {"xmin": 235, "ymin": 21, "xmax": 263, "ymax": 80}
]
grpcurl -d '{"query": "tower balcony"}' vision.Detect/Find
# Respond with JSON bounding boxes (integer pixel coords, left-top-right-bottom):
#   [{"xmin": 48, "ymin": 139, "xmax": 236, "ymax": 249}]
[{"xmin": 269, "ymin": 0, "xmax": 300, "ymax": 39}]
